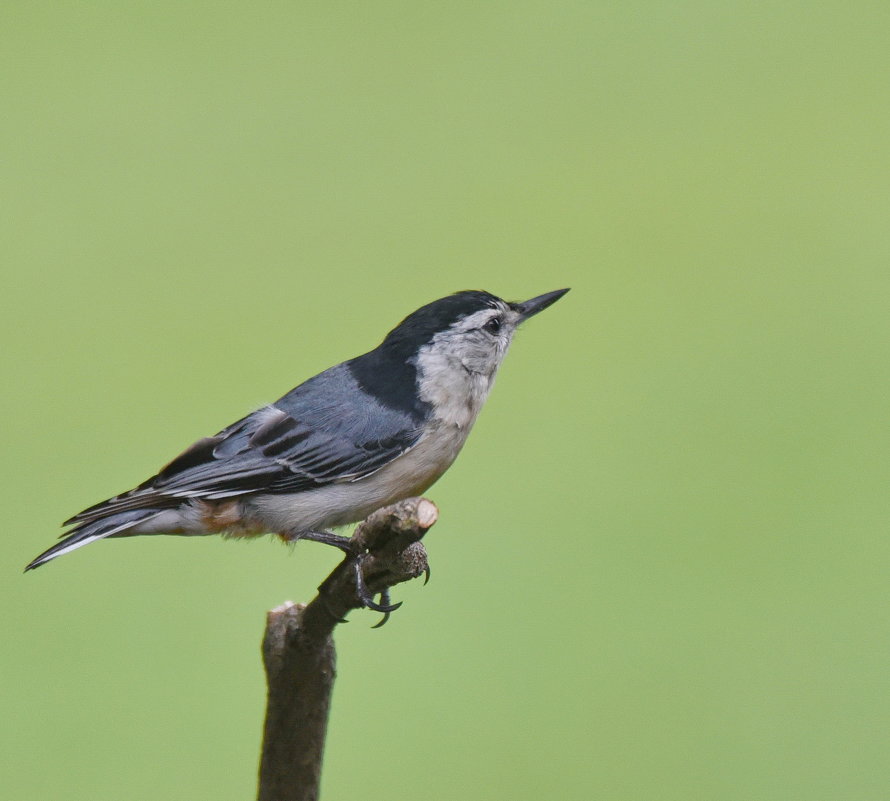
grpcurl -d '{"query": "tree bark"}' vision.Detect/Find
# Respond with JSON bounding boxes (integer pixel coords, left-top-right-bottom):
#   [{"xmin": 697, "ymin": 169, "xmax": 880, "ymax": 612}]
[{"xmin": 257, "ymin": 497, "xmax": 438, "ymax": 801}]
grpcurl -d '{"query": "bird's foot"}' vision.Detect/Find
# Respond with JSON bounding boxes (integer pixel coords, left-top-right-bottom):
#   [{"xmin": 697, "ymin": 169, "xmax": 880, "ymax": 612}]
[
  {"xmin": 351, "ymin": 550, "xmax": 402, "ymax": 626},
  {"xmin": 301, "ymin": 529, "xmax": 402, "ymax": 625}
]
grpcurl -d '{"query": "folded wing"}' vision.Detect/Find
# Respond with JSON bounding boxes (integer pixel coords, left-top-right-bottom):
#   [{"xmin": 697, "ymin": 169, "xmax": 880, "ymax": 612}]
[{"xmin": 65, "ymin": 364, "xmax": 425, "ymax": 526}]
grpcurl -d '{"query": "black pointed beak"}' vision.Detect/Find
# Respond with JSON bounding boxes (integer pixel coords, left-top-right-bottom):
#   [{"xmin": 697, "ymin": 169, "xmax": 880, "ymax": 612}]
[{"xmin": 512, "ymin": 288, "xmax": 570, "ymax": 321}]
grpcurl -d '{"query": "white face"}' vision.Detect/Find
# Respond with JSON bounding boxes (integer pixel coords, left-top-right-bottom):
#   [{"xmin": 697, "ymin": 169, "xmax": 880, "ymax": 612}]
[
  {"xmin": 411, "ymin": 301, "xmax": 521, "ymax": 427},
  {"xmin": 434, "ymin": 303, "xmax": 519, "ymax": 378}
]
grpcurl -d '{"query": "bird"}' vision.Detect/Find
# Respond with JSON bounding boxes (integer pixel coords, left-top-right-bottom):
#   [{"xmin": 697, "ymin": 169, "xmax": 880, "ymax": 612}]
[{"xmin": 25, "ymin": 288, "xmax": 569, "ymax": 610}]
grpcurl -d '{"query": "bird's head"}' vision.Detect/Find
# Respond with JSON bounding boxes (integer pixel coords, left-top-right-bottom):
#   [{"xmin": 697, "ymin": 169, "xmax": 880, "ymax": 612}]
[{"xmin": 380, "ymin": 288, "xmax": 570, "ymax": 392}]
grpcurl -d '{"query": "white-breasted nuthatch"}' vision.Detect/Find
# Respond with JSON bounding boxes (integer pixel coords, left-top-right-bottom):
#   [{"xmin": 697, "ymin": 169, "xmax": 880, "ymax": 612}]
[{"xmin": 26, "ymin": 288, "xmax": 569, "ymax": 608}]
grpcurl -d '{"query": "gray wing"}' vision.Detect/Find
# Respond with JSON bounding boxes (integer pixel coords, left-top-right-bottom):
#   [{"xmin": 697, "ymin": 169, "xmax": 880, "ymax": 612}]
[{"xmin": 66, "ymin": 364, "xmax": 425, "ymax": 525}]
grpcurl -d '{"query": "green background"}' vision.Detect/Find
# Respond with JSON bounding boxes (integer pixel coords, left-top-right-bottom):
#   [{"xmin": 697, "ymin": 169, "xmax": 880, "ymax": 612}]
[{"xmin": 4, "ymin": 2, "xmax": 890, "ymax": 799}]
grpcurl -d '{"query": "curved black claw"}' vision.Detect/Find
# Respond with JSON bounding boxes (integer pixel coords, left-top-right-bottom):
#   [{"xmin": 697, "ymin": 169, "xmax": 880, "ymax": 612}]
[
  {"xmin": 352, "ymin": 556, "xmax": 402, "ymax": 613},
  {"xmin": 363, "ymin": 595, "xmax": 402, "ymax": 614},
  {"xmin": 372, "ymin": 589, "xmax": 397, "ymax": 628},
  {"xmin": 371, "ymin": 612, "xmax": 390, "ymax": 629},
  {"xmin": 423, "ymin": 565, "xmax": 431, "ymax": 585}
]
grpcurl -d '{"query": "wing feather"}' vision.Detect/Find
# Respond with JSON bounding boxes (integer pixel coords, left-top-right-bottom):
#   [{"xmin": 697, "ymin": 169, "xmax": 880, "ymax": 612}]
[{"xmin": 64, "ymin": 364, "xmax": 426, "ymax": 525}]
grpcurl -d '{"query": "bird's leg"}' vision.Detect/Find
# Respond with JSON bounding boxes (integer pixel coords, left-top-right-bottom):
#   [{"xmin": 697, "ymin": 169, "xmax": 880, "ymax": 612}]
[
  {"xmin": 299, "ymin": 529, "xmax": 402, "ymax": 616},
  {"xmin": 297, "ymin": 529, "xmax": 353, "ymax": 552}
]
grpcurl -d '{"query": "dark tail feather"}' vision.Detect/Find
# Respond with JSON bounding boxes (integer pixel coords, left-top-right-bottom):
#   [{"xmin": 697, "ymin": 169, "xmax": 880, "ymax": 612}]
[{"xmin": 25, "ymin": 510, "xmax": 163, "ymax": 571}]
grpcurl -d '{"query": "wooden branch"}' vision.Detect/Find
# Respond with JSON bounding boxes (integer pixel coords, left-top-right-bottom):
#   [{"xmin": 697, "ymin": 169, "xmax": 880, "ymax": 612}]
[{"xmin": 257, "ymin": 497, "xmax": 438, "ymax": 801}]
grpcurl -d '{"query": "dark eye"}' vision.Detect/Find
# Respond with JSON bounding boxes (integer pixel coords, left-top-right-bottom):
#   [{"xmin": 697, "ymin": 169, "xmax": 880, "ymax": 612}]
[{"xmin": 483, "ymin": 317, "xmax": 502, "ymax": 335}]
